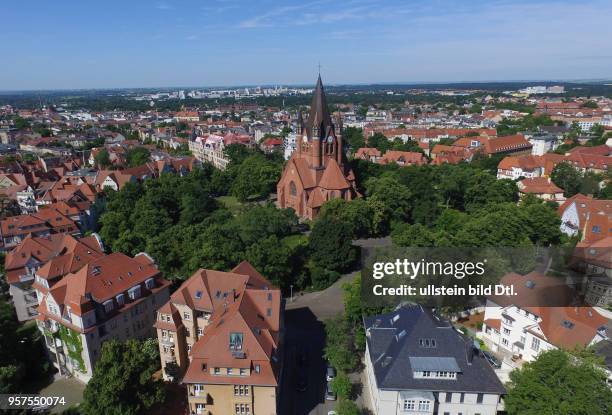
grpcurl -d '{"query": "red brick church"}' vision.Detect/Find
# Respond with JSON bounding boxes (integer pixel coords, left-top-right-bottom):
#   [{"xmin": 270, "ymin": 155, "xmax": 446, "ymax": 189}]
[{"xmin": 277, "ymin": 76, "xmax": 359, "ymax": 220}]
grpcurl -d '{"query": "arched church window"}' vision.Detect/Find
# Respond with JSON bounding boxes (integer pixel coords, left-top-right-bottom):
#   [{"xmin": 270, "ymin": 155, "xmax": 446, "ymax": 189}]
[{"xmin": 289, "ymin": 181, "xmax": 297, "ymax": 196}]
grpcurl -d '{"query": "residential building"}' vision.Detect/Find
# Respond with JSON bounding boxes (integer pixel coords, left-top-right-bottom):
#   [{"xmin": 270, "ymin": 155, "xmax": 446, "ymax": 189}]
[
  {"xmin": 558, "ymin": 194, "xmax": 611, "ymax": 240},
  {"xmin": 0, "ymin": 207, "xmax": 80, "ymax": 251},
  {"xmin": 34, "ymin": 252, "xmax": 171, "ymax": 382},
  {"xmin": 276, "ymin": 76, "xmax": 359, "ymax": 220},
  {"xmin": 354, "ymin": 147, "xmax": 382, "ymax": 162},
  {"xmin": 189, "ymin": 133, "xmax": 253, "ymax": 170},
  {"xmin": 155, "ymin": 261, "xmax": 283, "ymax": 415},
  {"xmin": 571, "ymin": 237, "xmax": 612, "ymax": 308},
  {"xmin": 527, "ymin": 134, "xmax": 558, "ymax": 156},
  {"xmin": 378, "ymin": 150, "xmax": 426, "ymax": 167},
  {"xmin": 4, "ymin": 233, "xmax": 104, "ymax": 321},
  {"xmin": 517, "ymin": 177, "xmax": 565, "ymax": 203},
  {"xmin": 365, "ymin": 305, "xmax": 505, "ymax": 415},
  {"xmin": 480, "ymin": 272, "xmax": 609, "ymax": 367}
]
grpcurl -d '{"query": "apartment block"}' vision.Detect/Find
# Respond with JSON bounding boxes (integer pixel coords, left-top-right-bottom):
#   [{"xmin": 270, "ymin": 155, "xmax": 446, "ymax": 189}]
[
  {"xmin": 155, "ymin": 261, "xmax": 283, "ymax": 415},
  {"xmin": 34, "ymin": 252, "xmax": 171, "ymax": 382},
  {"xmin": 4, "ymin": 233, "xmax": 104, "ymax": 321}
]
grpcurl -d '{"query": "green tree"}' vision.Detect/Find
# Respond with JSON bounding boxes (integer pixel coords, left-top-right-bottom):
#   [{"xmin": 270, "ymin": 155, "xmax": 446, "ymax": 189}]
[
  {"xmin": 336, "ymin": 399, "xmax": 360, "ymax": 415},
  {"xmin": 391, "ymin": 223, "xmax": 437, "ymax": 247},
  {"xmin": 331, "ymin": 372, "xmax": 352, "ymax": 399},
  {"xmin": 309, "ymin": 216, "xmax": 356, "ymax": 272},
  {"xmin": 324, "ymin": 317, "xmax": 359, "ymax": 373},
  {"xmin": 126, "ymin": 147, "xmax": 151, "ymax": 167},
  {"xmin": 551, "ymin": 162, "xmax": 582, "ymax": 197},
  {"xmin": 82, "ymin": 339, "xmax": 164, "ymax": 415},
  {"xmin": 230, "ymin": 154, "xmax": 281, "ymax": 201},
  {"xmin": 505, "ymin": 349, "xmax": 612, "ymax": 415},
  {"xmin": 365, "ymin": 174, "xmax": 411, "ymax": 222},
  {"xmin": 343, "ymin": 126, "xmax": 366, "ymax": 151},
  {"xmin": 94, "ymin": 148, "xmax": 112, "ymax": 168}
]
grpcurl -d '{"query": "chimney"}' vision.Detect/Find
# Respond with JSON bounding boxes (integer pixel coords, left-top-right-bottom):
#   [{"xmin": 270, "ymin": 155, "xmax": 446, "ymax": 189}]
[{"xmin": 466, "ymin": 341, "xmax": 475, "ymax": 364}]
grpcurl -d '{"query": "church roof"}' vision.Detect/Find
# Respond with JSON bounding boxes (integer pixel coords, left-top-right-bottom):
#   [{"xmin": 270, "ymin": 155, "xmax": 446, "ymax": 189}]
[{"xmin": 319, "ymin": 158, "xmax": 351, "ymax": 190}]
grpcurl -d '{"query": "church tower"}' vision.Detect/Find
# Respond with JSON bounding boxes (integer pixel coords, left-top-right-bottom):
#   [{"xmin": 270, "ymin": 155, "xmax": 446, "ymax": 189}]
[{"xmin": 276, "ymin": 76, "xmax": 359, "ymax": 220}]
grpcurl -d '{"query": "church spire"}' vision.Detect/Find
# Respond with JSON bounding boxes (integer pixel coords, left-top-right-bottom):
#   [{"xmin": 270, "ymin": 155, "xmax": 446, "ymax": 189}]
[{"xmin": 306, "ymin": 75, "xmax": 333, "ymax": 139}]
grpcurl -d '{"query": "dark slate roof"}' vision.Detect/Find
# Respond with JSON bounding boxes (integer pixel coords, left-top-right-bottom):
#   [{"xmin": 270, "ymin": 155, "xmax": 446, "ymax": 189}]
[
  {"xmin": 364, "ymin": 305, "xmax": 506, "ymax": 394},
  {"xmin": 305, "ymin": 75, "xmax": 334, "ymax": 139}
]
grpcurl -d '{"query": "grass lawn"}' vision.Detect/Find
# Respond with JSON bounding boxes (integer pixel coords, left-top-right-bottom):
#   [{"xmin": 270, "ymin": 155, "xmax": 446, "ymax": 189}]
[{"xmin": 281, "ymin": 234, "xmax": 309, "ymax": 249}]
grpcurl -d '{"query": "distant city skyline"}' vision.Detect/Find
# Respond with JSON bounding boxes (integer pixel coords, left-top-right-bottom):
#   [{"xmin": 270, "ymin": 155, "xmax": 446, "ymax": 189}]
[{"xmin": 1, "ymin": 0, "xmax": 611, "ymax": 90}]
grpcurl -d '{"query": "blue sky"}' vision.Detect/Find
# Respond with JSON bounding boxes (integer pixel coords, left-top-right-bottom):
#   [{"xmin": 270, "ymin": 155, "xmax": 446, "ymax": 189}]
[{"xmin": 1, "ymin": 0, "xmax": 611, "ymax": 90}]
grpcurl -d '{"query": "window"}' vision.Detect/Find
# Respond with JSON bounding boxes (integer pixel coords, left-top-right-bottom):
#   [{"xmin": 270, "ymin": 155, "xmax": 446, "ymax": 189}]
[
  {"xmin": 460, "ymin": 392, "xmax": 465, "ymax": 403},
  {"xmin": 195, "ymin": 403, "xmax": 205, "ymax": 414},
  {"xmin": 503, "ymin": 328, "xmax": 510, "ymax": 335},
  {"xmin": 422, "ymin": 370, "xmax": 431, "ymax": 377},
  {"xmin": 418, "ymin": 400, "xmax": 430, "ymax": 411},
  {"xmin": 403, "ymin": 400, "xmax": 415, "ymax": 410},
  {"xmin": 502, "ymin": 338, "xmax": 509, "ymax": 346},
  {"xmin": 184, "ymin": 312, "xmax": 191, "ymax": 320},
  {"xmin": 234, "ymin": 385, "xmax": 249, "ymax": 396},
  {"xmin": 234, "ymin": 403, "xmax": 250, "ymax": 414},
  {"xmin": 289, "ymin": 181, "xmax": 297, "ymax": 196},
  {"xmin": 230, "ymin": 332, "xmax": 244, "ymax": 351},
  {"xmin": 197, "ymin": 328, "xmax": 203, "ymax": 337},
  {"xmin": 531, "ymin": 337, "xmax": 541, "ymax": 352},
  {"xmin": 240, "ymin": 368, "xmax": 247, "ymax": 376},
  {"xmin": 145, "ymin": 278, "xmax": 155, "ymax": 289},
  {"xmin": 477, "ymin": 393, "xmax": 484, "ymax": 404},
  {"xmin": 128, "ymin": 285, "xmax": 141, "ymax": 300},
  {"xmin": 227, "ymin": 368, "xmax": 233, "ymax": 375},
  {"xmin": 187, "ymin": 344, "xmax": 192, "ymax": 352},
  {"xmin": 103, "ymin": 300, "xmax": 113, "ymax": 313},
  {"xmin": 214, "ymin": 367, "xmax": 220, "ymax": 375},
  {"xmin": 445, "ymin": 393, "xmax": 452, "ymax": 403}
]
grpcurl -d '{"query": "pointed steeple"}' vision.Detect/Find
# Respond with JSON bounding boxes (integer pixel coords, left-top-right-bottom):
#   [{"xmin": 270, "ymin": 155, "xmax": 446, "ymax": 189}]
[{"xmin": 306, "ymin": 75, "xmax": 333, "ymax": 139}]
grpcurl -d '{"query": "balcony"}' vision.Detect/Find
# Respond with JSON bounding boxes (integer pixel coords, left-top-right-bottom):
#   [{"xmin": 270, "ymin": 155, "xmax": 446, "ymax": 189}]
[{"xmin": 160, "ymin": 337, "xmax": 175, "ymax": 346}]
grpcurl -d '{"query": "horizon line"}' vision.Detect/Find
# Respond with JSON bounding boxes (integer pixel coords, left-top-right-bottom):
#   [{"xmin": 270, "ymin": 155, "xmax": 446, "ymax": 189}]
[{"xmin": 1, "ymin": 77, "xmax": 611, "ymax": 94}]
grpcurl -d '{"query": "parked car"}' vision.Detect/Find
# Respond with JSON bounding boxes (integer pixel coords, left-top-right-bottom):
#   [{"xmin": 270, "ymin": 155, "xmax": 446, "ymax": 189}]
[
  {"xmin": 483, "ymin": 351, "xmax": 502, "ymax": 368},
  {"xmin": 325, "ymin": 382, "xmax": 337, "ymax": 401},
  {"xmin": 326, "ymin": 364, "xmax": 336, "ymax": 382}
]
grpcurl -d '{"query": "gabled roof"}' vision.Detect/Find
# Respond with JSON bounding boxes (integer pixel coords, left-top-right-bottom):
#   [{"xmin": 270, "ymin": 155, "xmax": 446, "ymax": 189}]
[
  {"xmin": 50, "ymin": 252, "xmax": 161, "ymax": 310},
  {"xmin": 179, "ymin": 262, "xmax": 282, "ymax": 387},
  {"xmin": 319, "ymin": 158, "xmax": 351, "ymax": 190},
  {"xmin": 364, "ymin": 306, "xmax": 505, "ymax": 394}
]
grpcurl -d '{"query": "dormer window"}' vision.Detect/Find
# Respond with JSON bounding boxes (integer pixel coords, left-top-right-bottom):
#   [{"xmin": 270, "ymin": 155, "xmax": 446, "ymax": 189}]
[
  {"xmin": 145, "ymin": 278, "xmax": 155, "ymax": 289},
  {"xmin": 128, "ymin": 285, "xmax": 141, "ymax": 300},
  {"xmin": 229, "ymin": 332, "xmax": 243, "ymax": 351},
  {"xmin": 103, "ymin": 300, "xmax": 113, "ymax": 313}
]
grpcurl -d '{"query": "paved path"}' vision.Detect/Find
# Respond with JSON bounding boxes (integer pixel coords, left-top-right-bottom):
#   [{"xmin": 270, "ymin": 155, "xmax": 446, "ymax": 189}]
[
  {"xmin": 39, "ymin": 376, "xmax": 85, "ymax": 413},
  {"xmin": 286, "ymin": 237, "xmax": 392, "ymax": 321}
]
